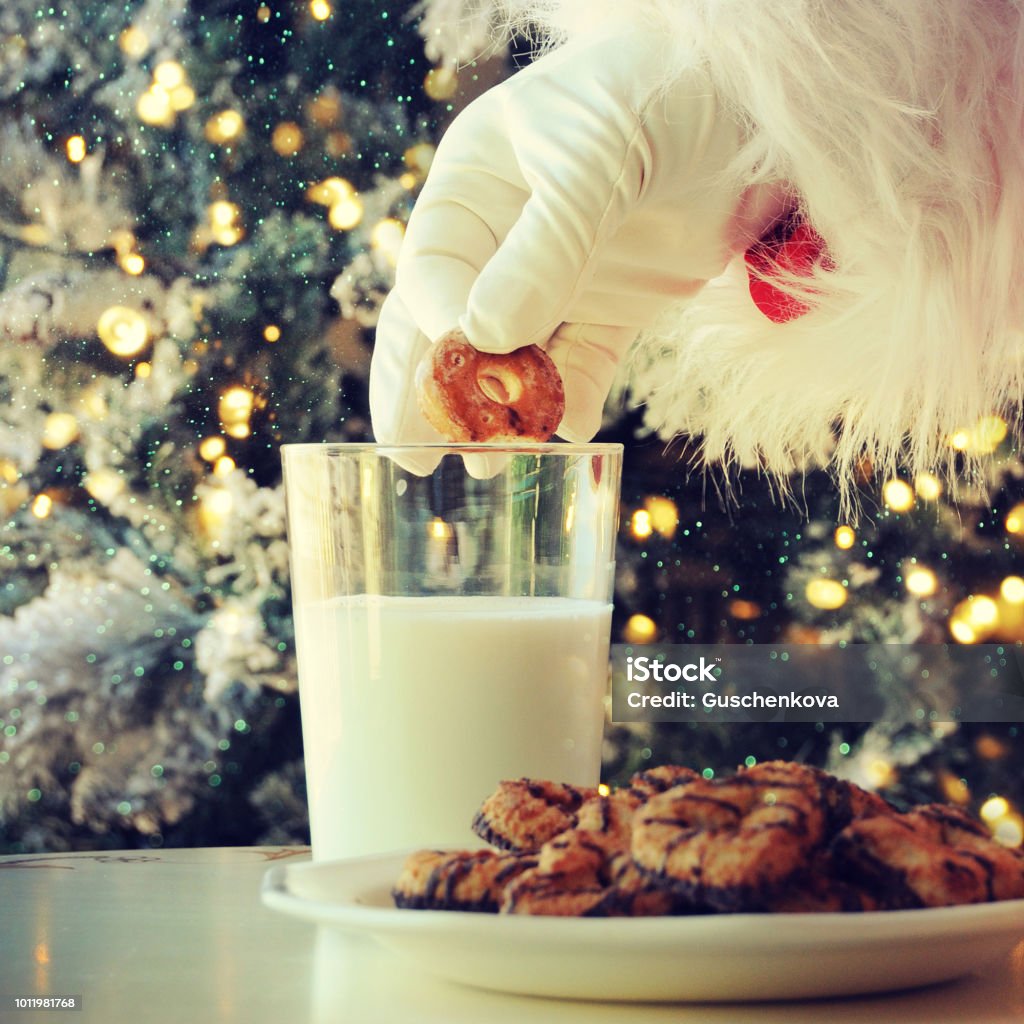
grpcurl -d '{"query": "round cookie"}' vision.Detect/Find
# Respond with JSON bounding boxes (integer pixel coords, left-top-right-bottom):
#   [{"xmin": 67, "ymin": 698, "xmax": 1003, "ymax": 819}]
[
  {"xmin": 392, "ymin": 848, "xmax": 536, "ymax": 912},
  {"xmin": 631, "ymin": 760, "xmax": 829, "ymax": 911},
  {"xmin": 831, "ymin": 803, "xmax": 1024, "ymax": 908},
  {"xmin": 415, "ymin": 329, "xmax": 565, "ymax": 443},
  {"xmin": 471, "ymin": 778, "xmax": 597, "ymax": 855}
]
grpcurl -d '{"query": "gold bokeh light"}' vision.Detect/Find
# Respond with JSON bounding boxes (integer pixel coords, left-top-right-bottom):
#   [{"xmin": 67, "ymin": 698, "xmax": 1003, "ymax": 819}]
[
  {"xmin": 805, "ymin": 578, "xmax": 848, "ymax": 611},
  {"xmin": 97, "ymin": 306, "xmax": 149, "ymax": 357}
]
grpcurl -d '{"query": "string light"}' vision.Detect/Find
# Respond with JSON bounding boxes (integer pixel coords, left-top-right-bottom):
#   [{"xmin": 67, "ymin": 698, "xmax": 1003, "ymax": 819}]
[
  {"xmin": 949, "ymin": 618, "xmax": 977, "ymax": 644},
  {"xmin": 218, "ymin": 386, "xmax": 256, "ymax": 439},
  {"xmin": 834, "ymin": 525, "xmax": 855, "ymax": 549},
  {"xmin": 1000, "ymin": 576, "xmax": 1024, "ymax": 604},
  {"xmin": 938, "ymin": 772, "xmax": 970, "ymax": 805},
  {"xmin": 948, "ymin": 428, "xmax": 971, "ymax": 451},
  {"xmin": 306, "ymin": 176, "xmax": 355, "ymax": 206},
  {"xmin": 79, "ymin": 387, "xmax": 108, "ymax": 421},
  {"xmin": 904, "ymin": 566, "xmax": 938, "ymax": 598},
  {"xmin": 97, "ymin": 306, "xmax": 149, "ymax": 357},
  {"xmin": 205, "ymin": 109, "xmax": 245, "ymax": 145},
  {"xmin": 108, "ymin": 228, "xmax": 146, "ymax": 275},
  {"xmin": 882, "ymin": 478, "xmax": 915, "ymax": 513},
  {"xmin": 41, "ymin": 412, "xmax": 80, "ymax": 450},
  {"xmin": 120, "ymin": 252, "xmax": 145, "ymax": 275},
  {"xmin": 623, "ymin": 614, "xmax": 658, "ymax": 644},
  {"xmin": 328, "ymin": 194, "xmax": 363, "ymax": 230},
  {"xmin": 199, "ymin": 487, "xmax": 234, "ymax": 537},
  {"xmin": 403, "ymin": 143, "xmax": 436, "ymax": 175},
  {"xmin": 370, "ymin": 218, "xmax": 405, "ymax": 265},
  {"xmin": 118, "ymin": 26, "xmax": 149, "ymax": 58},
  {"xmin": 424, "ymin": 65, "xmax": 458, "ymax": 101},
  {"xmin": 199, "ymin": 436, "xmax": 227, "ymax": 462},
  {"xmin": 263, "ymin": 324, "xmax": 281, "ymax": 343},
  {"xmin": 153, "ymin": 60, "xmax": 186, "ymax": 90},
  {"xmin": 994, "ymin": 816, "xmax": 1024, "ymax": 847},
  {"xmin": 66, "ymin": 135, "xmax": 87, "ymax": 163},
  {"xmin": 645, "ymin": 497, "xmax": 679, "ymax": 539},
  {"xmin": 631, "ymin": 509, "xmax": 653, "ymax": 539},
  {"xmin": 629, "ymin": 498, "xmax": 679, "ymax": 540},
  {"xmin": 136, "ymin": 86, "xmax": 175, "ymax": 127},
  {"xmin": 1005, "ymin": 503, "xmax": 1024, "ymax": 535},
  {"xmin": 864, "ymin": 758, "xmax": 895, "ymax": 789},
  {"xmin": 965, "ymin": 595, "xmax": 999, "ymax": 629},
  {"xmin": 981, "ymin": 796, "xmax": 1009, "ymax": 822},
  {"xmin": 110, "ymin": 229, "xmax": 135, "ymax": 256},
  {"xmin": 805, "ymin": 578, "xmax": 848, "ymax": 610},
  {"xmin": 271, "ymin": 122, "xmax": 304, "ymax": 157},
  {"xmin": 949, "ymin": 594, "xmax": 1000, "ymax": 643},
  {"xmin": 0, "ymin": 488, "xmax": 27, "ymax": 518},
  {"xmin": 136, "ymin": 62, "xmax": 194, "ymax": 126},
  {"xmin": 914, "ymin": 472, "xmax": 943, "ymax": 501},
  {"xmin": 429, "ymin": 517, "xmax": 452, "ymax": 540},
  {"xmin": 971, "ymin": 415, "xmax": 1008, "ymax": 454},
  {"xmin": 172, "ymin": 89, "xmax": 194, "ymax": 113},
  {"xmin": 309, "ymin": 0, "xmax": 332, "ymax": 19},
  {"xmin": 31, "ymin": 494, "xmax": 53, "ymax": 519},
  {"xmin": 980, "ymin": 796, "xmax": 1024, "ymax": 847},
  {"xmin": 729, "ymin": 599, "xmax": 761, "ymax": 620},
  {"xmin": 308, "ymin": 89, "xmax": 343, "ymax": 127},
  {"xmin": 976, "ymin": 735, "xmax": 1010, "ymax": 759},
  {"xmin": 213, "ymin": 456, "xmax": 236, "ymax": 476},
  {"xmin": 84, "ymin": 468, "xmax": 126, "ymax": 504},
  {"xmin": 325, "ymin": 131, "xmax": 351, "ymax": 157},
  {"xmin": 207, "ymin": 201, "xmax": 244, "ymax": 246}
]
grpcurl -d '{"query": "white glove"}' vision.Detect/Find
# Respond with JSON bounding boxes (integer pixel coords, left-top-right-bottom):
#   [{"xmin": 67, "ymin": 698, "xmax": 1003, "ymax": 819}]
[{"xmin": 370, "ymin": 25, "xmax": 786, "ymax": 452}]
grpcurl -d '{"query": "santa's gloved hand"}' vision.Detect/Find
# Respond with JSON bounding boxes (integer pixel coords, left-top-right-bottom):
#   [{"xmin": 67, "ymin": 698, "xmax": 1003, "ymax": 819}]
[{"xmin": 370, "ymin": 25, "xmax": 783, "ymax": 453}]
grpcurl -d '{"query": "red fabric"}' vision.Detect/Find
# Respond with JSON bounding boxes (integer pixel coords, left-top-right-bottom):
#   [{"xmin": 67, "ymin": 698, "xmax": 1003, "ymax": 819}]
[{"xmin": 744, "ymin": 221, "xmax": 831, "ymax": 323}]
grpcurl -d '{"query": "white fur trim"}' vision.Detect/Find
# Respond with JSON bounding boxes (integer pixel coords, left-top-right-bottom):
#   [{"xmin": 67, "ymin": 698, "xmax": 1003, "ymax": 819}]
[{"xmin": 497, "ymin": 0, "xmax": 1024, "ymax": 504}]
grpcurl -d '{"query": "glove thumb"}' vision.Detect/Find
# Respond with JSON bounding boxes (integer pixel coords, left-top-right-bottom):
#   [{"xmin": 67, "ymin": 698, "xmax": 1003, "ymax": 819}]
[{"xmin": 545, "ymin": 322, "xmax": 637, "ymax": 442}]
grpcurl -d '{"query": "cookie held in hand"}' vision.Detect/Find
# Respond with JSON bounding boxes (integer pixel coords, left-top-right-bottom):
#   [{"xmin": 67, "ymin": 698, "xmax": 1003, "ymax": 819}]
[{"xmin": 415, "ymin": 329, "xmax": 565, "ymax": 443}]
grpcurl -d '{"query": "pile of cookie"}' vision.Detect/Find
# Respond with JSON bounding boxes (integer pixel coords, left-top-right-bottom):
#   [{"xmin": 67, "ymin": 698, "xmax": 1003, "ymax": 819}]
[{"xmin": 393, "ymin": 761, "xmax": 1024, "ymax": 916}]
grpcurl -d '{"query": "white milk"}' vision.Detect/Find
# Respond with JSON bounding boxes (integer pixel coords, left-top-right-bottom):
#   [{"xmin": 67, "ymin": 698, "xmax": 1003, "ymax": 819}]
[{"xmin": 294, "ymin": 594, "xmax": 612, "ymax": 861}]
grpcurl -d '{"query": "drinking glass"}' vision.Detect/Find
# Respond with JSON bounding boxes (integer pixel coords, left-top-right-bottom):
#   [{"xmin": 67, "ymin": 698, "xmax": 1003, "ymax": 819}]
[{"xmin": 281, "ymin": 443, "xmax": 623, "ymax": 861}]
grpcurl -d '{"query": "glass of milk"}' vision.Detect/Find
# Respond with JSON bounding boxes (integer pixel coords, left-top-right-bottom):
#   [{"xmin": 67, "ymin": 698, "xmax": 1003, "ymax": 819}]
[{"xmin": 281, "ymin": 443, "xmax": 623, "ymax": 861}]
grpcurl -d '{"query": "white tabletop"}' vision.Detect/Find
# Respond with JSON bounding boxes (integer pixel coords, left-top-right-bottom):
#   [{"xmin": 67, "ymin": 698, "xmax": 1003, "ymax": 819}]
[{"xmin": 1, "ymin": 847, "xmax": 1022, "ymax": 1024}]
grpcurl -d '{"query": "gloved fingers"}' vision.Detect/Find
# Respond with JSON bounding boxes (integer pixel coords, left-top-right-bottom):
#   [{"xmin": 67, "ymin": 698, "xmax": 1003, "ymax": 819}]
[
  {"xmin": 370, "ymin": 292, "xmax": 521, "ymax": 479},
  {"xmin": 545, "ymin": 322, "xmax": 638, "ymax": 442},
  {"xmin": 463, "ymin": 449, "xmax": 512, "ymax": 480},
  {"xmin": 374, "ymin": 30, "xmax": 660, "ymax": 361},
  {"xmin": 462, "ymin": 141, "xmax": 647, "ymax": 355},
  {"xmin": 369, "ymin": 289, "xmax": 445, "ymax": 476},
  {"xmin": 393, "ymin": 93, "xmax": 517, "ymax": 343},
  {"xmin": 382, "ymin": 446, "xmax": 446, "ymax": 478},
  {"xmin": 396, "ymin": 195, "xmax": 498, "ymax": 344},
  {"xmin": 460, "ymin": 37, "xmax": 657, "ymax": 354}
]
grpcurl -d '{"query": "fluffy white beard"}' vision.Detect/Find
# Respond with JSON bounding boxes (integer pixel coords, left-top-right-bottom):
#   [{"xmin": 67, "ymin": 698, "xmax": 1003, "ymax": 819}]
[{"xmin": 415, "ymin": 0, "xmax": 1024, "ymax": 498}]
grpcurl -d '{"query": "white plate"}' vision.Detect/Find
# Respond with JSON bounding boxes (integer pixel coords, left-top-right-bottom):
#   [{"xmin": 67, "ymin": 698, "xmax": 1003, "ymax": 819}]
[{"xmin": 262, "ymin": 852, "xmax": 1024, "ymax": 1003}]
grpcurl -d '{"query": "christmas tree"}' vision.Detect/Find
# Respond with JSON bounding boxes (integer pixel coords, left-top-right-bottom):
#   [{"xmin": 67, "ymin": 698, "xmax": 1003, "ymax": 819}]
[
  {"xmin": 1, "ymin": 0, "xmax": 1021, "ymax": 855},
  {"xmin": 0, "ymin": 0, "xmax": 466, "ymax": 850}
]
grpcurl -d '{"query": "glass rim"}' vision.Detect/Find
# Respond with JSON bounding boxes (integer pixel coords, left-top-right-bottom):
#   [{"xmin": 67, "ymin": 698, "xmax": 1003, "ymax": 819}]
[{"xmin": 280, "ymin": 441, "xmax": 624, "ymax": 456}]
